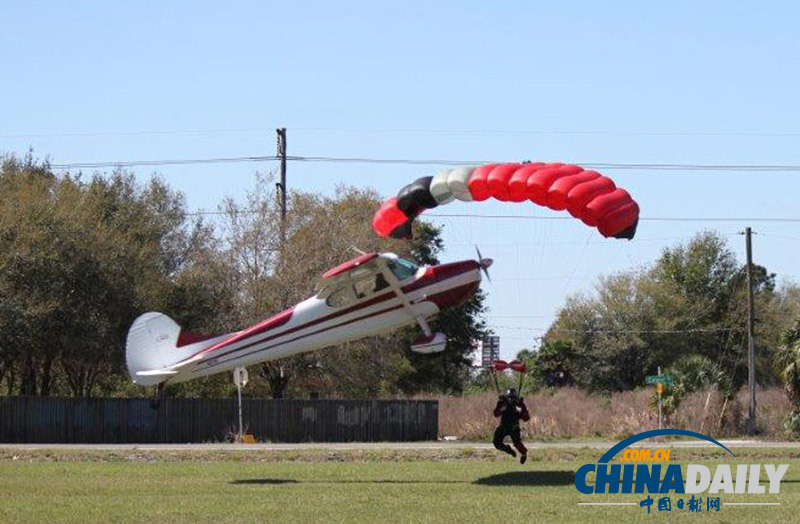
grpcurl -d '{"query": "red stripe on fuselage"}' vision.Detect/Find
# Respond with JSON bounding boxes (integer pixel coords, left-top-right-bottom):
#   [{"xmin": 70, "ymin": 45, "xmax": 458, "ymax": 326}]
[
  {"xmin": 199, "ymin": 308, "xmax": 294, "ymax": 355},
  {"xmin": 193, "ymin": 281, "xmax": 480, "ymax": 372},
  {"xmin": 194, "ymin": 303, "xmax": 405, "ymax": 372},
  {"xmin": 194, "ymin": 290, "xmax": 398, "ymax": 363}
]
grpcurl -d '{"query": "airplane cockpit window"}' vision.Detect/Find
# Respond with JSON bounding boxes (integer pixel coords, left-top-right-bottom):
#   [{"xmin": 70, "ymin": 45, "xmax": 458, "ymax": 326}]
[
  {"xmin": 354, "ymin": 273, "xmax": 390, "ymax": 299},
  {"xmin": 353, "ymin": 278, "xmax": 372, "ymax": 300},
  {"xmin": 388, "ymin": 258, "xmax": 419, "ymax": 281},
  {"xmin": 326, "ymin": 285, "xmax": 356, "ymax": 308},
  {"xmin": 326, "ymin": 273, "xmax": 392, "ymax": 307}
]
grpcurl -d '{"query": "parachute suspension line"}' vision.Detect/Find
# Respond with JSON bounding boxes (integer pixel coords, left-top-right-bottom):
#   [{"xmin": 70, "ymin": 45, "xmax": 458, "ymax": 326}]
[
  {"xmin": 372, "ymin": 162, "xmax": 640, "ymax": 241},
  {"xmin": 561, "ymin": 230, "xmax": 593, "ymax": 301}
]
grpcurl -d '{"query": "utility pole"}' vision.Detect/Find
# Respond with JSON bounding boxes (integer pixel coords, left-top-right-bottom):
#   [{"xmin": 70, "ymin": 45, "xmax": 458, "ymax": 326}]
[
  {"xmin": 274, "ymin": 128, "xmax": 289, "ymax": 389},
  {"xmin": 744, "ymin": 227, "xmax": 757, "ymax": 435},
  {"xmin": 276, "ymin": 127, "xmax": 287, "ymax": 241}
]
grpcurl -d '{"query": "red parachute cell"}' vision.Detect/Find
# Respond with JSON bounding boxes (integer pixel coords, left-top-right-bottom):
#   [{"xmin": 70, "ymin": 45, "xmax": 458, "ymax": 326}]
[
  {"xmin": 584, "ymin": 188, "xmax": 633, "ymax": 227},
  {"xmin": 546, "ymin": 170, "xmax": 600, "ymax": 210},
  {"xmin": 372, "ymin": 197, "xmax": 408, "ymax": 238},
  {"xmin": 527, "ymin": 164, "xmax": 577, "ymax": 205},
  {"xmin": 507, "ymin": 163, "xmax": 545, "ymax": 202},
  {"xmin": 509, "ymin": 360, "xmax": 528, "ymax": 373},
  {"xmin": 566, "ymin": 176, "xmax": 616, "ymax": 219},
  {"xmin": 598, "ymin": 201, "xmax": 639, "ymax": 238},
  {"xmin": 372, "ymin": 160, "xmax": 640, "ymax": 241},
  {"xmin": 486, "ymin": 163, "xmax": 522, "ymax": 202},
  {"xmin": 467, "ymin": 164, "xmax": 498, "ymax": 201},
  {"xmin": 492, "ymin": 360, "xmax": 509, "ymax": 372}
]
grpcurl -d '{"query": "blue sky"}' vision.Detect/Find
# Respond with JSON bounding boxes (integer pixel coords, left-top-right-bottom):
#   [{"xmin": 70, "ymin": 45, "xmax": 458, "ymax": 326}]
[{"xmin": 2, "ymin": 1, "xmax": 800, "ymax": 358}]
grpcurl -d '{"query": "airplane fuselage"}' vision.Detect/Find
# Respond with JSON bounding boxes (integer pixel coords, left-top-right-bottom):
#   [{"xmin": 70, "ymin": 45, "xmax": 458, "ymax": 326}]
[{"xmin": 164, "ymin": 259, "xmax": 481, "ymax": 384}]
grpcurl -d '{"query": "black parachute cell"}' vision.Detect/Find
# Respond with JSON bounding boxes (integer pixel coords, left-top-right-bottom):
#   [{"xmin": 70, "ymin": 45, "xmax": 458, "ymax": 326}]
[
  {"xmin": 389, "ymin": 220, "xmax": 414, "ymax": 240},
  {"xmin": 396, "ymin": 176, "xmax": 438, "ymax": 218}
]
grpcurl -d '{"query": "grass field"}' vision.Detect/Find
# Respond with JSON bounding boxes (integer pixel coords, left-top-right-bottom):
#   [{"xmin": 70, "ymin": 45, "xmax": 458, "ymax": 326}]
[{"xmin": 1, "ymin": 447, "xmax": 798, "ymax": 523}]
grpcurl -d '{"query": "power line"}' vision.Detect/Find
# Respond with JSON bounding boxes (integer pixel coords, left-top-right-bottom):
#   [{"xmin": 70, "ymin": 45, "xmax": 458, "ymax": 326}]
[
  {"xmin": 293, "ymin": 156, "xmax": 800, "ymax": 172},
  {"xmin": 46, "ymin": 154, "xmax": 800, "ymax": 172},
  {"xmin": 0, "ymin": 128, "xmax": 269, "ymax": 139},
  {"xmin": 186, "ymin": 208, "xmax": 800, "ymax": 224},
  {"xmin": 489, "ymin": 314, "xmax": 557, "ymax": 319},
  {"xmin": 294, "ymin": 127, "xmax": 800, "ymax": 138},
  {"xmin": 50, "ymin": 155, "xmax": 278, "ymax": 169},
  {"xmin": 7, "ymin": 126, "xmax": 800, "ymax": 139},
  {"xmin": 491, "ymin": 325, "xmax": 743, "ymax": 334},
  {"xmin": 428, "ymin": 213, "xmax": 800, "ymax": 223}
]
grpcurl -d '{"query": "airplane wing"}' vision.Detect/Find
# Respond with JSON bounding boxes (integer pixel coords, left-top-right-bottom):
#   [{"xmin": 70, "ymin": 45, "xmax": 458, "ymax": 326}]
[{"xmin": 320, "ymin": 252, "xmax": 379, "ymax": 281}]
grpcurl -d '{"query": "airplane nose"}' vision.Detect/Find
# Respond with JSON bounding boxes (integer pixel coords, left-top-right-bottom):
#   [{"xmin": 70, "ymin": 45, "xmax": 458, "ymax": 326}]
[{"xmin": 474, "ymin": 246, "xmax": 492, "ymax": 283}]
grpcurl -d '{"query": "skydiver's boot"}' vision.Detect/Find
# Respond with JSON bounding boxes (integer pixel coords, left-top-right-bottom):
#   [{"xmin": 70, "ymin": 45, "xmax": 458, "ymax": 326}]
[{"xmin": 511, "ymin": 429, "xmax": 527, "ymax": 464}]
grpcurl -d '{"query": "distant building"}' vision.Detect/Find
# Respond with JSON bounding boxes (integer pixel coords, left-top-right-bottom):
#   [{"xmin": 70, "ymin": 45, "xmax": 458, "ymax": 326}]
[{"xmin": 476, "ymin": 335, "xmax": 500, "ymax": 369}]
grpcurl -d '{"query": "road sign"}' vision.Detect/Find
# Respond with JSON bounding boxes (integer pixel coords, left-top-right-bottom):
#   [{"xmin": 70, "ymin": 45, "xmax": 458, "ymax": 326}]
[
  {"xmin": 646, "ymin": 374, "xmax": 674, "ymax": 386},
  {"xmin": 233, "ymin": 367, "xmax": 249, "ymax": 387}
]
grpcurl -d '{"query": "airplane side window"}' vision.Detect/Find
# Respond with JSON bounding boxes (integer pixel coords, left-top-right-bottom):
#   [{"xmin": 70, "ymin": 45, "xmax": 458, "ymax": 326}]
[
  {"xmin": 326, "ymin": 285, "xmax": 356, "ymax": 308},
  {"xmin": 388, "ymin": 259, "xmax": 419, "ymax": 281},
  {"xmin": 353, "ymin": 277, "xmax": 381, "ymax": 300},
  {"xmin": 373, "ymin": 273, "xmax": 389, "ymax": 292}
]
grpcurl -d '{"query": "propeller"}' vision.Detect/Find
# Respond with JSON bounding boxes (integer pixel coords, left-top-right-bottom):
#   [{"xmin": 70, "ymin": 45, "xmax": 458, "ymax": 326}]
[{"xmin": 475, "ymin": 246, "xmax": 493, "ymax": 283}]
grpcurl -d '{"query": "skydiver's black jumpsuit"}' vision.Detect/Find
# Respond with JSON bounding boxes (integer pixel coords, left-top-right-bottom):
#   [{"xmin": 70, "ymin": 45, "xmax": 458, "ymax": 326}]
[{"xmin": 493, "ymin": 397, "xmax": 529, "ymax": 456}]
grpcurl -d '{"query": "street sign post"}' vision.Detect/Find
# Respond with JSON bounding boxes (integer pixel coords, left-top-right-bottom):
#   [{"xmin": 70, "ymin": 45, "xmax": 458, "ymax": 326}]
[
  {"xmin": 233, "ymin": 367, "xmax": 248, "ymax": 443},
  {"xmin": 646, "ymin": 368, "xmax": 673, "ymax": 430}
]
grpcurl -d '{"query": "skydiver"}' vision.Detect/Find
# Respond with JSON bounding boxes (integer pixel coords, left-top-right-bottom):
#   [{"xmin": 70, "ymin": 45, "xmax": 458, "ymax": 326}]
[{"xmin": 492, "ymin": 388, "xmax": 529, "ymax": 464}]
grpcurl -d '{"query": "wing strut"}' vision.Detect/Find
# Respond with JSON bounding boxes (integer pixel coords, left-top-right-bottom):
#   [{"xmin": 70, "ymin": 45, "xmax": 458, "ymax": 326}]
[{"xmin": 377, "ymin": 259, "xmax": 446, "ymax": 354}]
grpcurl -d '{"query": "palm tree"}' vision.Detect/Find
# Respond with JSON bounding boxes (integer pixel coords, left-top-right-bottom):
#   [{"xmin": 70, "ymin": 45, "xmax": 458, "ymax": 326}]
[
  {"xmin": 667, "ymin": 355, "xmax": 732, "ymax": 433},
  {"xmin": 775, "ymin": 321, "xmax": 800, "ymax": 434}
]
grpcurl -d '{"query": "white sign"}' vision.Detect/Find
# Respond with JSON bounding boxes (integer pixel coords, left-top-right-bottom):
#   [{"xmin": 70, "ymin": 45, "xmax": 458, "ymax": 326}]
[{"xmin": 233, "ymin": 367, "xmax": 248, "ymax": 388}]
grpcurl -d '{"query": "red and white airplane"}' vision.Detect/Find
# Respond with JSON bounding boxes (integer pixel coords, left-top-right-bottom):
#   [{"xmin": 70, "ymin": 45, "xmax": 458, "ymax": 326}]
[{"xmin": 126, "ymin": 252, "xmax": 492, "ymax": 387}]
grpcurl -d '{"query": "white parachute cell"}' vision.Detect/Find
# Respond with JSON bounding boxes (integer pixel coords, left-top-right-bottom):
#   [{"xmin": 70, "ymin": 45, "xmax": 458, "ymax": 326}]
[
  {"xmin": 429, "ymin": 170, "xmax": 456, "ymax": 204},
  {"xmin": 446, "ymin": 167, "xmax": 475, "ymax": 201}
]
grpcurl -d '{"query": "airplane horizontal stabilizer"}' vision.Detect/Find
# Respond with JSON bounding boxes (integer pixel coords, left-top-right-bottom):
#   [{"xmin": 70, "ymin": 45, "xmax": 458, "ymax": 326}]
[{"xmin": 136, "ymin": 369, "xmax": 179, "ymax": 377}]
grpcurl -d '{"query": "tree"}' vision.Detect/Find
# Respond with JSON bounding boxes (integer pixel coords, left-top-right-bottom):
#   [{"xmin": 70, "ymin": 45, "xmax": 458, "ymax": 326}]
[
  {"xmin": 396, "ymin": 223, "xmax": 488, "ymax": 394},
  {"xmin": 0, "ymin": 155, "xmax": 225, "ymax": 396},
  {"xmin": 544, "ymin": 231, "xmax": 794, "ymax": 394},
  {"xmin": 217, "ymin": 175, "xmax": 487, "ymax": 398},
  {"xmin": 532, "ymin": 340, "xmax": 577, "ymax": 388},
  {"xmin": 0, "ymin": 155, "xmax": 487, "ymax": 398},
  {"xmin": 775, "ymin": 319, "xmax": 800, "ymax": 436}
]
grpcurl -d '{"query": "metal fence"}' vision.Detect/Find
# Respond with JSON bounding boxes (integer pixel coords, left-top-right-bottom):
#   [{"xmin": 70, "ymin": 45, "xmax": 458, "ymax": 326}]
[{"xmin": 0, "ymin": 397, "xmax": 438, "ymax": 443}]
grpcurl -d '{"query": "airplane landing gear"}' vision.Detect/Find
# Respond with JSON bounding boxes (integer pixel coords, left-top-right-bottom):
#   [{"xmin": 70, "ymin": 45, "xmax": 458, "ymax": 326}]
[{"xmin": 150, "ymin": 383, "xmax": 165, "ymax": 410}]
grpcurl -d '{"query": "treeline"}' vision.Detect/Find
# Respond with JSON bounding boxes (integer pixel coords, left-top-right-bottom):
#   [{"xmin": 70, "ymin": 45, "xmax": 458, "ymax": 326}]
[
  {"xmin": 515, "ymin": 231, "xmax": 800, "ymax": 434},
  {"xmin": 0, "ymin": 155, "xmax": 486, "ymax": 398}
]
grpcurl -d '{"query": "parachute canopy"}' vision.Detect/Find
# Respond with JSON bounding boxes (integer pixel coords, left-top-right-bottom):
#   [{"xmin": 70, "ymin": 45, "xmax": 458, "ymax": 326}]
[{"xmin": 373, "ymin": 162, "xmax": 639, "ymax": 240}]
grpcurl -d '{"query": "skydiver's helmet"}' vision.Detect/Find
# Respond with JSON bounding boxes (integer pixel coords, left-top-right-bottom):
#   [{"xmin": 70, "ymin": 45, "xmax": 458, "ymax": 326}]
[{"xmin": 506, "ymin": 388, "xmax": 518, "ymax": 403}]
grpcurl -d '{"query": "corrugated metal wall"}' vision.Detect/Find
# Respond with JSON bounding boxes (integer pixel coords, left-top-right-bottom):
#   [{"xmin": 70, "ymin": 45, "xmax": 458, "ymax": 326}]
[{"xmin": 0, "ymin": 397, "xmax": 439, "ymax": 443}]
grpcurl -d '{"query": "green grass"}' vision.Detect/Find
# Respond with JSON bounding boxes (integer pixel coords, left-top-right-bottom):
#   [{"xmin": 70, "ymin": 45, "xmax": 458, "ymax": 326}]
[{"xmin": 1, "ymin": 448, "xmax": 798, "ymax": 523}]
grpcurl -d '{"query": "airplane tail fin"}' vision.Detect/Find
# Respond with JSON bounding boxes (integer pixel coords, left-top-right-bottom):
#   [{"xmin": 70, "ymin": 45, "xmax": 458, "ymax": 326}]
[{"xmin": 125, "ymin": 312, "xmax": 228, "ymax": 386}]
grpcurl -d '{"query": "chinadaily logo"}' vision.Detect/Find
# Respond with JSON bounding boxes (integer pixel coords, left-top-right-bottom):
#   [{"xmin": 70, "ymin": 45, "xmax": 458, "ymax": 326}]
[{"xmin": 575, "ymin": 430, "xmax": 788, "ymax": 514}]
